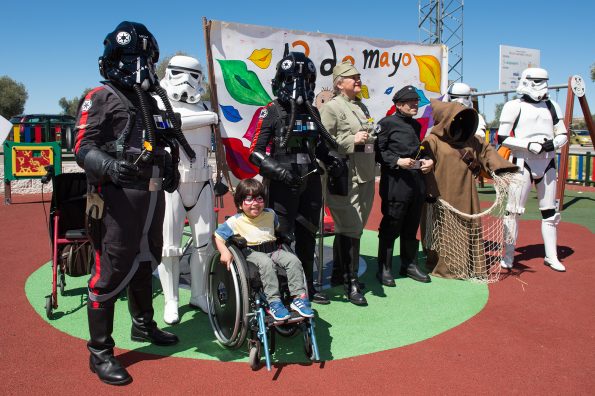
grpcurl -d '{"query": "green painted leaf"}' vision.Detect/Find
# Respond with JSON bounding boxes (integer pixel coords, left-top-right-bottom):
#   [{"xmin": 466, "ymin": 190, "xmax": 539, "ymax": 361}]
[{"xmin": 217, "ymin": 59, "xmax": 271, "ymax": 106}]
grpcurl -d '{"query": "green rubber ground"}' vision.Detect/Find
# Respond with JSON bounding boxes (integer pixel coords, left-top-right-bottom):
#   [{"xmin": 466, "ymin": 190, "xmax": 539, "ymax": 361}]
[{"xmin": 26, "ymin": 229, "xmax": 487, "ymax": 364}]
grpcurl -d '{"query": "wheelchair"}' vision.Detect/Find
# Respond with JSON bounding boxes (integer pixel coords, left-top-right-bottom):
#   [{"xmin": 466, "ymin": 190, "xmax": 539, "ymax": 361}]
[
  {"xmin": 206, "ymin": 238, "xmax": 320, "ymax": 371},
  {"xmin": 42, "ymin": 166, "xmax": 93, "ymax": 319}
]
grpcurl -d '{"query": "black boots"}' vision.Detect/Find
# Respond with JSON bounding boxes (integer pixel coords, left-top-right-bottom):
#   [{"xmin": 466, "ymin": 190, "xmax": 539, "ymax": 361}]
[
  {"xmin": 308, "ymin": 282, "xmax": 330, "ymax": 305},
  {"xmin": 330, "ymin": 236, "xmax": 344, "ymax": 287},
  {"xmin": 88, "ymin": 303, "xmax": 131, "ymax": 385},
  {"xmin": 128, "ymin": 285, "xmax": 179, "ymax": 346},
  {"xmin": 400, "ymin": 239, "xmax": 431, "ymax": 283},
  {"xmin": 376, "ymin": 237, "xmax": 396, "ymax": 287},
  {"xmin": 344, "ymin": 237, "xmax": 367, "ymax": 306},
  {"xmin": 89, "ymin": 348, "xmax": 131, "ymax": 386}
]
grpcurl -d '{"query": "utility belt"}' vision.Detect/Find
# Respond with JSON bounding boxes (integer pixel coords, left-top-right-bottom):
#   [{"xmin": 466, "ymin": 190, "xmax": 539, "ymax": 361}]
[
  {"xmin": 121, "ymin": 155, "xmax": 166, "ymax": 191},
  {"xmin": 273, "ymin": 152, "xmax": 312, "ymax": 165},
  {"xmin": 247, "ymin": 240, "xmax": 279, "ymax": 254}
]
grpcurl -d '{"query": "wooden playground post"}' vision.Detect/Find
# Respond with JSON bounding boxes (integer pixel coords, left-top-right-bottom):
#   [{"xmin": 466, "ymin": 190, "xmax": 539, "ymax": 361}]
[{"xmin": 556, "ymin": 75, "xmax": 594, "ymax": 209}]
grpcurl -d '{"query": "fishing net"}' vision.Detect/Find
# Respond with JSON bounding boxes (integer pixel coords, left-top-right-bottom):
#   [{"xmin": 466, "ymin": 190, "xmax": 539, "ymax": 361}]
[{"xmin": 423, "ymin": 172, "xmax": 520, "ymax": 283}]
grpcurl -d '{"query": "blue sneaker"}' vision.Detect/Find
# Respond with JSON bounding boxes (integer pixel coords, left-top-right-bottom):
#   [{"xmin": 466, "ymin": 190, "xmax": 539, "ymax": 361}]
[
  {"xmin": 268, "ymin": 300, "xmax": 290, "ymax": 321},
  {"xmin": 290, "ymin": 296, "xmax": 315, "ymax": 318}
]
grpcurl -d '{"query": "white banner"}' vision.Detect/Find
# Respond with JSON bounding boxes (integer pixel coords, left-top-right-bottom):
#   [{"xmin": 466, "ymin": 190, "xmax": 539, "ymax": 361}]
[{"xmin": 208, "ymin": 20, "xmax": 447, "ymax": 178}]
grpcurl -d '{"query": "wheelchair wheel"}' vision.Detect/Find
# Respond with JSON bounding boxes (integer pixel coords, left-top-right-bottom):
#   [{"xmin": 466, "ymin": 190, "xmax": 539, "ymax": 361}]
[
  {"xmin": 45, "ymin": 295, "xmax": 53, "ymax": 319},
  {"xmin": 275, "ymin": 324, "xmax": 299, "ymax": 338},
  {"xmin": 248, "ymin": 341, "xmax": 261, "ymax": 371},
  {"xmin": 302, "ymin": 323, "xmax": 316, "ymax": 361},
  {"xmin": 207, "ymin": 245, "xmax": 250, "ymax": 349},
  {"xmin": 58, "ymin": 272, "xmax": 66, "ymax": 296}
]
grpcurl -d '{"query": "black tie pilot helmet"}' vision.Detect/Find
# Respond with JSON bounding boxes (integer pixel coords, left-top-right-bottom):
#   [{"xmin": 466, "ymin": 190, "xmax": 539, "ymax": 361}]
[
  {"xmin": 271, "ymin": 51, "xmax": 317, "ymax": 105},
  {"xmin": 98, "ymin": 21, "xmax": 160, "ymax": 91}
]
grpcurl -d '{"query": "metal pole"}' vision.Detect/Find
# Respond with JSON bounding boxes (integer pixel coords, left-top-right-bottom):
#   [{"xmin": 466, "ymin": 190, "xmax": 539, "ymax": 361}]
[{"xmin": 317, "ymin": 196, "xmax": 325, "ymax": 290}]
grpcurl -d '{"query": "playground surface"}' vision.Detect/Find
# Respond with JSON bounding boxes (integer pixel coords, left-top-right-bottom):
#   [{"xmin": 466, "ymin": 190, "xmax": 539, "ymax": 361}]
[{"xmin": 0, "ymin": 184, "xmax": 594, "ymax": 394}]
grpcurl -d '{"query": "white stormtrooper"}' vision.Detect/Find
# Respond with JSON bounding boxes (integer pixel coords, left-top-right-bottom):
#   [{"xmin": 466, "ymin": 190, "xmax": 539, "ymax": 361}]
[
  {"xmin": 445, "ymin": 82, "xmax": 487, "ymax": 138},
  {"xmin": 156, "ymin": 55, "xmax": 219, "ymax": 324},
  {"xmin": 498, "ymin": 67, "xmax": 568, "ymax": 272}
]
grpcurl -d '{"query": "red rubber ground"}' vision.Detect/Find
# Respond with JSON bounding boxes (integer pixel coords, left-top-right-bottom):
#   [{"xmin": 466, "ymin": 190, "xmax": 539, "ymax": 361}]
[{"xmin": 1, "ymin": 188, "xmax": 593, "ymax": 394}]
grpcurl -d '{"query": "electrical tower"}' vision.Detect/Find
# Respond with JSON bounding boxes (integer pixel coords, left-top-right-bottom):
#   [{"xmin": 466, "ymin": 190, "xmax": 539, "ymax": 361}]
[{"xmin": 418, "ymin": 0, "xmax": 464, "ymax": 84}]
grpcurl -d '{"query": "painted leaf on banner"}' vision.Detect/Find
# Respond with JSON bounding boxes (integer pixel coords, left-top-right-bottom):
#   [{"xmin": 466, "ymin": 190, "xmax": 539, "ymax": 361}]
[
  {"xmin": 217, "ymin": 59, "xmax": 272, "ymax": 106},
  {"xmin": 356, "ymin": 85, "xmax": 370, "ymax": 100},
  {"xmin": 418, "ymin": 117, "xmax": 430, "ymax": 140},
  {"xmin": 221, "ymin": 137, "xmax": 259, "ymax": 179},
  {"xmin": 248, "ymin": 48, "xmax": 273, "ymax": 69},
  {"xmin": 414, "ymin": 55, "xmax": 441, "ymax": 93},
  {"xmin": 415, "ymin": 88, "xmax": 430, "ymax": 107},
  {"xmin": 384, "ymin": 86, "xmax": 394, "ymax": 95},
  {"xmin": 242, "ymin": 106, "xmax": 265, "ymax": 141},
  {"xmin": 220, "ymin": 104, "xmax": 243, "ymax": 123}
]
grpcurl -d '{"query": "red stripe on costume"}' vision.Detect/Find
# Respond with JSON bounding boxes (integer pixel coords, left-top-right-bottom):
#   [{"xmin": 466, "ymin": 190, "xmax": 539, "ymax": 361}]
[
  {"xmin": 249, "ymin": 102, "xmax": 275, "ymax": 154},
  {"xmin": 74, "ymin": 86, "xmax": 105, "ymax": 154},
  {"xmin": 89, "ymin": 184, "xmax": 102, "ymax": 294}
]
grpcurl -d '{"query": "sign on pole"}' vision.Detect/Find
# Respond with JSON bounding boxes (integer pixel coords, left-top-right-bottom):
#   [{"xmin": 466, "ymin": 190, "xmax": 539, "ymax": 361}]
[
  {"xmin": 207, "ymin": 20, "xmax": 448, "ymax": 179},
  {"xmin": 499, "ymin": 45, "xmax": 540, "ymax": 91}
]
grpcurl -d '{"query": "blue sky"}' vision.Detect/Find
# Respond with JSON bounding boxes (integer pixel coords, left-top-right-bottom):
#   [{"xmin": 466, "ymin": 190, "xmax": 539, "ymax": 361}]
[{"xmin": 1, "ymin": 0, "xmax": 593, "ymax": 122}]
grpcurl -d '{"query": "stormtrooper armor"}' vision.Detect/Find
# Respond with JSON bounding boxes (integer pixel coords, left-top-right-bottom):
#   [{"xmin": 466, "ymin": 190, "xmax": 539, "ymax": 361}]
[
  {"xmin": 498, "ymin": 67, "xmax": 568, "ymax": 272},
  {"xmin": 446, "ymin": 82, "xmax": 486, "ymax": 138},
  {"xmin": 157, "ymin": 55, "xmax": 218, "ymax": 324}
]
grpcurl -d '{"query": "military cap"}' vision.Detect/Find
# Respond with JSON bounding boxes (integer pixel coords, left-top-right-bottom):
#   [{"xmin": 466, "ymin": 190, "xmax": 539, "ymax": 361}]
[
  {"xmin": 333, "ymin": 61, "xmax": 360, "ymax": 82},
  {"xmin": 392, "ymin": 85, "xmax": 419, "ymax": 103}
]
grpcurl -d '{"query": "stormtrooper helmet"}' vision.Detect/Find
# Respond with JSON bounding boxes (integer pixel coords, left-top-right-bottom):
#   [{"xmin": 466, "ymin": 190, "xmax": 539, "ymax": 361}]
[
  {"xmin": 271, "ymin": 52, "xmax": 317, "ymax": 105},
  {"xmin": 99, "ymin": 21, "xmax": 160, "ymax": 91},
  {"xmin": 161, "ymin": 55, "xmax": 205, "ymax": 103},
  {"xmin": 516, "ymin": 67, "xmax": 549, "ymax": 101},
  {"xmin": 447, "ymin": 82, "xmax": 473, "ymax": 108}
]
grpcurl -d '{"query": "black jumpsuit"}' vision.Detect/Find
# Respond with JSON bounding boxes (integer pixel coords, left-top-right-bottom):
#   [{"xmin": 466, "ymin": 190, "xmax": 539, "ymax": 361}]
[
  {"xmin": 375, "ymin": 112, "xmax": 427, "ymax": 263},
  {"xmin": 249, "ymin": 100, "xmax": 333, "ymax": 291},
  {"xmin": 75, "ymin": 83, "xmax": 170, "ymax": 327}
]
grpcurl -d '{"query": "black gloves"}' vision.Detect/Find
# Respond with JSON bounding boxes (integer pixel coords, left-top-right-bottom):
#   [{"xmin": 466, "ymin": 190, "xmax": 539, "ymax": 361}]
[
  {"xmin": 84, "ymin": 149, "xmax": 139, "ymax": 186},
  {"xmin": 541, "ymin": 139, "xmax": 555, "ymax": 152},
  {"xmin": 250, "ymin": 153, "xmax": 302, "ymax": 188},
  {"xmin": 108, "ymin": 161, "xmax": 140, "ymax": 185},
  {"xmin": 163, "ymin": 152, "xmax": 180, "ymax": 193},
  {"xmin": 280, "ymin": 168, "xmax": 303, "ymax": 188}
]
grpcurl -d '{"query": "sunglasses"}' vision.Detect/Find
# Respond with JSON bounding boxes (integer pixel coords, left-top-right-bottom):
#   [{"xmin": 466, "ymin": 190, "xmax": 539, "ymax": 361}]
[{"xmin": 243, "ymin": 195, "xmax": 264, "ymax": 204}]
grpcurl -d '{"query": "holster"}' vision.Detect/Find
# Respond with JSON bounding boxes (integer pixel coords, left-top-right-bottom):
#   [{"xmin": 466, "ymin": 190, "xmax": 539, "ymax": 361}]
[
  {"xmin": 327, "ymin": 159, "xmax": 349, "ymax": 196},
  {"xmin": 86, "ymin": 191, "xmax": 105, "ymax": 249}
]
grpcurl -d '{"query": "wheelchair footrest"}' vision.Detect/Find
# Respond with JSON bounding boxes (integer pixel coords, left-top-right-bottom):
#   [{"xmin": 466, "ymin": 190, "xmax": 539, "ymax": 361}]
[
  {"xmin": 64, "ymin": 229, "xmax": 87, "ymax": 239},
  {"xmin": 265, "ymin": 311, "xmax": 306, "ymax": 327}
]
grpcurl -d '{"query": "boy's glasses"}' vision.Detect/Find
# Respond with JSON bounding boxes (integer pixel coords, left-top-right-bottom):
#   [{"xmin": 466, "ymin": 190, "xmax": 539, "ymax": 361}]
[{"xmin": 243, "ymin": 196, "xmax": 264, "ymax": 204}]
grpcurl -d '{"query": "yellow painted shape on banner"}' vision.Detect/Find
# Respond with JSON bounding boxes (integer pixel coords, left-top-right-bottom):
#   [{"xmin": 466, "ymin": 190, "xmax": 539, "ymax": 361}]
[
  {"xmin": 414, "ymin": 55, "xmax": 441, "ymax": 93},
  {"xmin": 248, "ymin": 48, "xmax": 273, "ymax": 69},
  {"xmin": 356, "ymin": 85, "xmax": 370, "ymax": 100}
]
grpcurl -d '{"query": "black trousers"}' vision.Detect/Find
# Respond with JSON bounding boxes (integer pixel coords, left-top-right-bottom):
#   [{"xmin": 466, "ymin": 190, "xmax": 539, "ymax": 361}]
[
  {"xmin": 88, "ymin": 183, "xmax": 165, "ymax": 307},
  {"xmin": 267, "ymin": 175, "xmax": 321, "ymax": 285},
  {"xmin": 378, "ymin": 181, "xmax": 425, "ymax": 242}
]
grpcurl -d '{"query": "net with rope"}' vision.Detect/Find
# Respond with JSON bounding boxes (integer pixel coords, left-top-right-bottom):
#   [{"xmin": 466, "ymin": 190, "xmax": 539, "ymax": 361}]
[{"xmin": 423, "ymin": 171, "xmax": 520, "ymax": 283}]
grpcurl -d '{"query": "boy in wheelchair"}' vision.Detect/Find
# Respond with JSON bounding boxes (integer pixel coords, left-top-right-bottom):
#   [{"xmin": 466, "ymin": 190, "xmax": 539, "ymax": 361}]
[{"xmin": 214, "ymin": 178, "xmax": 314, "ymax": 321}]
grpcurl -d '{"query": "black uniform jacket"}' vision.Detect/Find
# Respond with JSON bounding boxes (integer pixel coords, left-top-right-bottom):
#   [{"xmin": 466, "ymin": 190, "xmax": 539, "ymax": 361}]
[{"xmin": 376, "ymin": 112, "xmax": 426, "ymax": 202}]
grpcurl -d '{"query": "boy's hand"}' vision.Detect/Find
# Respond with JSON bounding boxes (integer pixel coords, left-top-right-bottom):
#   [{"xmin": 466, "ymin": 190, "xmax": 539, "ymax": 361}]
[{"xmin": 220, "ymin": 251, "xmax": 233, "ymax": 271}]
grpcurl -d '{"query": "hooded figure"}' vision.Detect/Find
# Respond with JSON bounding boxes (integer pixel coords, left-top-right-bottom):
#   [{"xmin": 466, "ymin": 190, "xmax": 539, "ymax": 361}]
[{"xmin": 421, "ymin": 100, "xmax": 517, "ymax": 279}]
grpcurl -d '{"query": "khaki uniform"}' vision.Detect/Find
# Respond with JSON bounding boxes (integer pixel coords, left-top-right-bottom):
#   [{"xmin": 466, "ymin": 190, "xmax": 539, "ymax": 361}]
[{"xmin": 320, "ymin": 94, "xmax": 376, "ymax": 238}]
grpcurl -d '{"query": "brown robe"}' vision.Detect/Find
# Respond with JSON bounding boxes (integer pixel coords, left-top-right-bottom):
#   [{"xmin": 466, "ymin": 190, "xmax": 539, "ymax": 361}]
[{"xmin": 422, "ymin": 100, "xmax": 517, "ymax": 279}]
